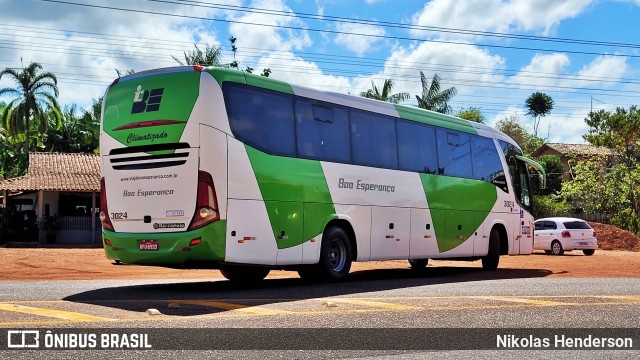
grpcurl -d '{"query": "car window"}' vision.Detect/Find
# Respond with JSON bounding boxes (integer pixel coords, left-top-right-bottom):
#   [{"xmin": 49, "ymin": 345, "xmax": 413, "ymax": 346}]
[
  {"xmin": 543, "ymin": 221, "xmax": 557, "ymax": 230},
  {"xmin": 534, "ymin": 222, "xmax": 544, "ymax": 231},
  {"xmin": 563, "ymin": 221, "xmax": 591, "ymax": 230}
]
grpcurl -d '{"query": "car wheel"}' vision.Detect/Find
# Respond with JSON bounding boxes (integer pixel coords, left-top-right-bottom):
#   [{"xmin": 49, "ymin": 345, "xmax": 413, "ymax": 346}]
[
  {"xmin": 482, "ymin": 228, "xmax": 500, "ymax": 271},
  {"xmin": 220, "ymin": 266, "xmax": 270, "ymax": 282},
  {"xmin": 408, "ymin": 259, "xmax": 428, "ymax": 269},
  {"xmin": 582, "ymin": 249, "xmax": 595, "ymax": 256},
  {"xmin": 551, "ymin": 240, "xmax": 564, "ymax": 256}
]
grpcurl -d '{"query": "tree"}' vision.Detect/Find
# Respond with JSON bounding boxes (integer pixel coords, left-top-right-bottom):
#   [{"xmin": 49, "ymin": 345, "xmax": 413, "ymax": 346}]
[
  {"xmin": 533, "ymin": 155, "xmax": 564, "ymax": 194},
  {"xmin": 455, "ymin": 107, "xmax": 485, "ymax": 123},
  {"xmin": 583, "ymin": 106, "xmax": 640, "ymax": 218},
  {"xmin": 494, "ymin": 115, "xmax": 544, "ymax": 155},
  {"xmin": 360, "ymin": 79, "xmax": 409, "ymax": 104},
  {"xmin": 415, "ymin": 72, "xmax": 457, "ymax": 114},
  {"xmin": 45, "ymin": 100, "xmax": 100, "ymax": 153},
  {"xmin": 525, "ymin": 92, "xmax": 554, "ymax": 137},
  {"xmin": 0, "ymin": 62, "xmax": 61, "ymax": 155},
  {"xmin": 227, "ymin": 36, "xmax": 271, "ymax": 77},
  {"xmin": 172, "ymin": 44, "xmax": 222, "ymax": 67}
]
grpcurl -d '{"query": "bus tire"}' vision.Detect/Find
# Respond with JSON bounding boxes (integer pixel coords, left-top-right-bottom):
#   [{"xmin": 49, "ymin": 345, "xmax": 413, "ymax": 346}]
[
  {"xmin": 317, "ymin": 226, "xmax": 353, "ymax": 281},
  {"xmin": 408, "ymin": 259, "xmax": 428, "ymax": 269},
  {"xmin": 220, "ymin": 266, "xmax": 270, "ymax": 283},
  {"xmin": 482, "ymin": 228, "xmax": 500, "ymax": 271}
]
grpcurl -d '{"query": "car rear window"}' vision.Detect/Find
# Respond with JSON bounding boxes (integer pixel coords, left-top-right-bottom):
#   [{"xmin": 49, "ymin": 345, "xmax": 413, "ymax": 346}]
[{"xmin": 563, "ymin": 221, "xmax": 592, "ymax": 230}]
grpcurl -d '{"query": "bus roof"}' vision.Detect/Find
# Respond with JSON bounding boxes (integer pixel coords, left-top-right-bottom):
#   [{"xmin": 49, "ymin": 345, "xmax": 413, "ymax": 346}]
[{"xmin": 112, "ymin": 66, "xmax": 522, "ymax": 152}]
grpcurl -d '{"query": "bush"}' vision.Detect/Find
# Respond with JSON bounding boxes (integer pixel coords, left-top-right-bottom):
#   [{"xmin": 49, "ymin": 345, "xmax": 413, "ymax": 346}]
[
  {"xmin": 611, "ymin": 209, "xmax": 640, "ymax": 235},
  {"xmin": 533, "ymin": 195, "xmax": 572, "ymax": 219}
]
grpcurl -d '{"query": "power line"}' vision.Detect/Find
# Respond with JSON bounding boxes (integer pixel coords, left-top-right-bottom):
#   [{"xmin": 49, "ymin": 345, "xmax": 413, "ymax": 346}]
[{"xmin": 36, "ymin": 0, "xmax": 640, "ymax": 59}]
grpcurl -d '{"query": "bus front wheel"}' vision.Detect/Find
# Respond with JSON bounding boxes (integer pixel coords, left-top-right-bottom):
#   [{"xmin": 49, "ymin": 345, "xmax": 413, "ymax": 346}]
[
  {"xmin": 482, "ymin": 228, "xmax": 501, "ymax": 271},
  {"xmin": 220, "ymin": 266, "xmax": 270, "ymax": 283}
]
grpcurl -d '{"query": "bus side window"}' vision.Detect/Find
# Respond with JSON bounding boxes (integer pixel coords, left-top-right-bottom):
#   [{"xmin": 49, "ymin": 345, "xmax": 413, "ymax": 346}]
[
  {"xmin": 295, "ymin": 100, "xmax": 350, "ymax": 163},
  {"xmin": 436, "ymin": 129, "xmax": 472, "ymax": 179},
  {"xmin": 471, "ymin": 136, "xmax": 507, "ymax": 192},
  {"xmin": 224, "ymin": 83, "xmax": 295, "ymax": 156},
  {"xmin": 397, "ymin": 120, "xmax": 437, "ymax": 174},
  {"xmin": 351, "ymin": 110, "xmax": 398, "ymax": 169}
]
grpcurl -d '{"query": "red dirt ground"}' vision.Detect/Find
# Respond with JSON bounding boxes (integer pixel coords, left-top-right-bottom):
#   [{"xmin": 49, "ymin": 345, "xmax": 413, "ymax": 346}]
[{"xmin": 0, "ymin": 222, "xmax": 637, "ymax": 280}]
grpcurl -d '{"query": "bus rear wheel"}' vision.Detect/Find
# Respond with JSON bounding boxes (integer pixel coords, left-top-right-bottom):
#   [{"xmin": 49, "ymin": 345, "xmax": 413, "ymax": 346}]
[
  {"xmin": 220, "ymin": 266, "xmax": 270, "ymax": 283},
  {"xmin": 408, "ymin": 259, "xmax": 428, "ymax": 269},
  {"xmin": 300, "ymin": 226, "xmax": 353, "ymax": 282},
  {"xmin": 482, "ymin": 228, "xmax": 501, "ymax": 271}
]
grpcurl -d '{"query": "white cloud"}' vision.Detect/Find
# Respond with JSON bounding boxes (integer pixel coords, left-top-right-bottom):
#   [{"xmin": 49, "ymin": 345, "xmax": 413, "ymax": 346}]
[
  {"xmin": 411, "ymin": 0, "xmax": 594, "ymax": 39},
  {"xmin": 510, "ymin": 53, "xmax": 571, "ymax": 87},
  {"xmin": 509, "ymin": 53, "xmax": 628, "ymax": 90},
  {"xmin": 227, "ymin": 0, "xmax": 311, "ymax": 64},
  {"xmin": 334, "ymin": 23, "xmax": 386, "ymax": 57},
  {"xmin": 0, "ymin": 0, "xmax": 238, "ymax": 109},
  {"xmin": 365, "ymin": 41, "xmax": 506, "ymax": 98},
  {"xmin": 256, "ymin": 51, "xmax": 354, "ymax": 93}
]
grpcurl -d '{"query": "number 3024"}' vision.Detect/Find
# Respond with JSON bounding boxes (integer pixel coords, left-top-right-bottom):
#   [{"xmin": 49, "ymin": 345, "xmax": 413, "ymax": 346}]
[{"xmin": 110, "ymin": 212, "xmax": 128, "ymax": 219}]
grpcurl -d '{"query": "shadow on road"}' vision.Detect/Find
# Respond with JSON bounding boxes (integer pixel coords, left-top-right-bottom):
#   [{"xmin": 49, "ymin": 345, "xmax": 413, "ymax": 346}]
[{"xmin": 64, "ymin": 266, "xmax": 552, "ymax": 316}]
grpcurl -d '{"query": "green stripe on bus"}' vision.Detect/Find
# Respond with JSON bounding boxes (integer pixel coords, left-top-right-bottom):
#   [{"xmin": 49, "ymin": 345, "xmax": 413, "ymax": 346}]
[
  {"xmin": 394, "ymin": 105, "xmax": 478, "ymax": 135},
  {"xmin": 420, "ymin": 174, "xmax": 497, "ymax": 252},
  {"xmin": 205, "ymin": 68, "xmax": 247, "ymax": 87},
  {"xmin": 205, "ymin": 68, "xmax": 295, "ymax": 95},
  {"xmin": 245, "ymin": 146, "xmax": 335, "ymax": 249}
]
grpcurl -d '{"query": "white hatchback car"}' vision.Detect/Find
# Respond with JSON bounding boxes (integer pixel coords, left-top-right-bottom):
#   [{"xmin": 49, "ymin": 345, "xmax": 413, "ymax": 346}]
[{"xmin": 534, "ymin": 217, "xmax": 598, "ymax": 256}]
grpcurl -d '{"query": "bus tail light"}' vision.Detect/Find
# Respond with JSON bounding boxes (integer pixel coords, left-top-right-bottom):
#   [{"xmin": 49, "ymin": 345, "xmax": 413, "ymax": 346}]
[
  {"xmin": 188, "ymin": 171, "xmax": 219, "ymax": 231},
  {"xmin": 561, "ymin": 231, "xmax": 571, "ymax": 238},
  {"xmin": 100, "ymin": 177, "xmax": 115, "ymax": 232}
]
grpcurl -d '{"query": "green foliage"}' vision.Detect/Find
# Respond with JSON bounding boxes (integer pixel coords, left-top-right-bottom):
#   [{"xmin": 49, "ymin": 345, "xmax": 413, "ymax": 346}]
[
  {"xmin": 455, "ymin": 107, "xmax": 485, "ymax": 123},
  {"xmin": 611, "ymin": 209, "xmax": 640, "ymax": 235},
  {"xmin": 227, "ymin": 36, "xmax": 271, "ymax": 77},
  {"xmin": 532, "ymin": 194, "xmax": 572, "ymax": 219},
  {"xmin": 0, "ymin": 62, "xmax": 62, "ymax": 155},
  {"xmin": 172, "ymin": 43, "xmax": 222, "ymax": 67},
  {"xmin": 525, "ymin": 92, "xmax": 554, "ymax": 137},
  {"xmin": 360, "ymin": 79, "xmax": 410, "ymax": 104},
  {"xmin": 415, "ymin": 72, "xmax": 457, "ymax": 114},
  {"xmin": 494, "ymin": 115, "xmax": 544, "ymax": 155},
  {"xmin": 584, "ymin": 106, "xmax": 640, "ymax": 166},
  {"xmin": 533, "ymin": 155, "xmax": 564, "ymax": 194},
  {"xmin": 44, "ymin": 99, "xmax": 100, "ymax": 153}
]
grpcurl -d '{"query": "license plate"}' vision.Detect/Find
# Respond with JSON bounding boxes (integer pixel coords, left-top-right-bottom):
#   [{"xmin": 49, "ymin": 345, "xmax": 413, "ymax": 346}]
[
  {"xmin": 139, "ymin": 240, "xmax": 158, "ymax": 251},
  {"xmin": 579, "ymin": 242, "xmax": 588, "ymax": 246}
]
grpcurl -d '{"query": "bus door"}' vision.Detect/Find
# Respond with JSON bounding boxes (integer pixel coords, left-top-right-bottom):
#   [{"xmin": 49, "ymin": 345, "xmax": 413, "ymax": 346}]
[{"xmin": 507, "ymin": 156, "xmax": 533, "ymax": 254}]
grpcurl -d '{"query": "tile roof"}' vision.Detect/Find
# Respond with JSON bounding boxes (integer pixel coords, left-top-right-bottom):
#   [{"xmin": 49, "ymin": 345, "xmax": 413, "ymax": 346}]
[
  {"xmin": 533, "ymin": 143, "xmax": 614, "ymax": 157},
  {"xmin": 0, "ymin": 152, "xmax": 100, "ymax": 192}
]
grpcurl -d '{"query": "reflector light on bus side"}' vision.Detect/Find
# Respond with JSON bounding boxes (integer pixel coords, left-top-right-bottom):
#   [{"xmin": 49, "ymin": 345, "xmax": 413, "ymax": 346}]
[
  {"xmin": 99, "ymin": 177, "xmax": 115, "ymax": 232},
  {"xmin": 187, "ymin": 171, "xmax": 220, "ymax": 231}
]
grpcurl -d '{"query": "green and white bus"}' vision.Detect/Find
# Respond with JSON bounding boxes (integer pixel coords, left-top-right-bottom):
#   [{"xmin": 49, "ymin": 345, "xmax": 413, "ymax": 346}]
[{"xmin": 99, "ymin": 66, "xmax": 545, "ymax": 281}]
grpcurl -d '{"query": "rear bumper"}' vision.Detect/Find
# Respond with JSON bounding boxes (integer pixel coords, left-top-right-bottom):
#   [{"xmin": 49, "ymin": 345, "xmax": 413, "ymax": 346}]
[
  {"xmin": 102, "ymin": 220, "xmax": 227, "ymax": 265},
  {"xmin": 562, "ymin": 238, "xmax": 598, "ymax": 251}
]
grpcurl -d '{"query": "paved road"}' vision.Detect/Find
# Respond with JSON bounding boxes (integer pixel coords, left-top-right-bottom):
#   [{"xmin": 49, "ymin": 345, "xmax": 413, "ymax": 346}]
[{"xmin": 0, "ymin": 268, "xmax": 638, "ymax": 358}]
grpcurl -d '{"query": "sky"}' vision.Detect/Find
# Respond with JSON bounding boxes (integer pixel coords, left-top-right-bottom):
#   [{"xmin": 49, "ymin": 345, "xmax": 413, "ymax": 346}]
[{"xmin": 1, "ymin": 0, "xmax": 639, "ymax": 144}]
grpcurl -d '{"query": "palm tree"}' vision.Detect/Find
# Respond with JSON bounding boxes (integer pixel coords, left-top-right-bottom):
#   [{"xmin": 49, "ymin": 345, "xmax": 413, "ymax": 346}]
[
  {"xmin": 0, "ymin": 62, "xmax": 61, "ymax": 155},
  {"xmin": 525, "ymin": 92, "xmax": 554, "ymax": 137},
  {"xmin": 360, "ymin": 79, "xmax": 410, "ymax": 104},
  {"xmin": 173, "ymin": 44, "xmax": 222, "ymax": 67},
  {"xmin": 415, "ymin": 72, "xmax": 457, "ymax": 114}
]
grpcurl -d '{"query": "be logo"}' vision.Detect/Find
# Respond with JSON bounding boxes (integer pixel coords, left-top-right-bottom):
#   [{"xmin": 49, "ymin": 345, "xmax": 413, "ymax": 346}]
[{"xmin": 131, "ymin": 85, "xmax": 164, "ymax": 114}]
